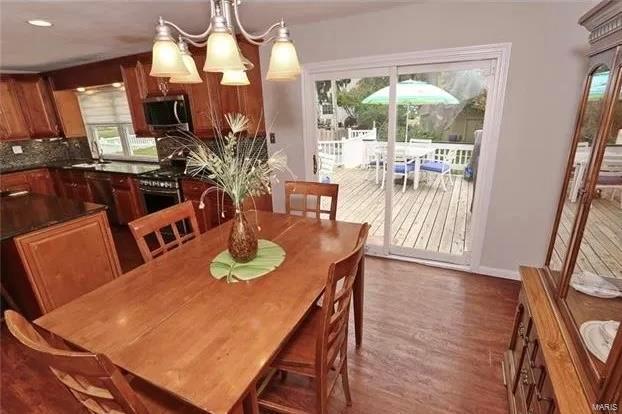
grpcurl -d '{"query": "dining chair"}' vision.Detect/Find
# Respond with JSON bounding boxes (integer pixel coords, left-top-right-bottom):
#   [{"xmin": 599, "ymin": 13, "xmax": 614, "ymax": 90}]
[
  {"xmin": 256, "ymin": 223, "xmax": 370, "ymax": 414},
  {"xmin": 4, "ymin": 310, "xmax": 205, "ymax": 414},
  {"xmin": 419, "ymin": 149, "xmax": 457, "ymax": 191},
  {"xmin": 128, "ymin": 200, "xmax": 200, "ymax": 263},
  {"xmin": 285, "ymin": 181, "xmax": 339, "ymax": 220}
]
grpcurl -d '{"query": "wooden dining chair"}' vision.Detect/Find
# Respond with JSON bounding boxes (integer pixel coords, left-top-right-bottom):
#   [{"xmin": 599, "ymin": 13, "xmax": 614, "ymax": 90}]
[
  {"xmin": 128, "ymin": 201, "xmax": 200, "ymax": 263},
  {"xmin": 256, "ymin": 223, "xmax": 370, "ymax": 414},
  {"xmin": 4, "ymin": 310, "xmax": 205, "ymax": 414},
  {"xmin": 284, "ymin": 181, "xmax": 339, "ymax": 220}
]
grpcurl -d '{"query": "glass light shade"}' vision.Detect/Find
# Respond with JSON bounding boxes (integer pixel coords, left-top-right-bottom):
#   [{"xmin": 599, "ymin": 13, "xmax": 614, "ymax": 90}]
[
  {"xmin": 170, "ymin": 54, "xmax": 202, "ymax": 83},
  {"xmin": 221, "ymin": 70, "xmax": 250, "ymax": 86},
  {"xmin": 204, "ymin": 32, "xmax": 245, "ymax": 72},
  {"xmin": 150, "ymin": 39, "xmax": 189, "ymax": 77},
  {"xmin": 266, "ymin": 40, "xmax": 301, "ymax": 80}
]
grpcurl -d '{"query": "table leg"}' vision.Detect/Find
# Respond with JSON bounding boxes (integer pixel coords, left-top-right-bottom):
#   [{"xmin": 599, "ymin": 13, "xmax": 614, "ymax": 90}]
[
  {"xmin": 353, "ymin": 255, "xmax": 365, "ymax": 349},
  {"xmin": 414, "ymin": 157, "xmax": 422, "ymax": 189}
]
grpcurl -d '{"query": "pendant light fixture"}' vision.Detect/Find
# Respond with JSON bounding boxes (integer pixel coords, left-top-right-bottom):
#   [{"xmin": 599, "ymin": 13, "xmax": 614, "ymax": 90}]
[
  {"xmin": 170, "ymin": 39, "xmax": 203, "ymax": 84},
  {"xmin": 150, "ymin": 0, "xmax": 300, "ymax": 85}
]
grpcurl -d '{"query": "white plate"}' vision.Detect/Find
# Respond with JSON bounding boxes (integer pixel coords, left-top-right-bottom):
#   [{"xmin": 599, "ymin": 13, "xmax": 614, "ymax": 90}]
[
  {"xmin": 580, "ymin": 321, "xmax": 614, "ymax": 363},
  {"xmin": 571, "ymin": 272, "xmax": 621, "ymax": 299},
  {"xmin": 601, "ymin": 320, "xmax": 620, "ymax": 344}
]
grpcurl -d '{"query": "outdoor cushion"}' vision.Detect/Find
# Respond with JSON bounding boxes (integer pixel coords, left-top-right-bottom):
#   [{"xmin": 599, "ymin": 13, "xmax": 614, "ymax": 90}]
[
  {"xmin": 393, "ymin": 163, "xmax": 416, "ymax": 174},
  {"xmin": 420, "ymin": 161, "xmax": 450, "ymax": 173}
]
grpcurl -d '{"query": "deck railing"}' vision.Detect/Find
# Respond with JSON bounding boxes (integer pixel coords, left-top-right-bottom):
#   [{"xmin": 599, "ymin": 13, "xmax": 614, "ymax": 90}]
[{"xmin": 317, "ymin": 138, "xmax": 475, "ymax": 170}]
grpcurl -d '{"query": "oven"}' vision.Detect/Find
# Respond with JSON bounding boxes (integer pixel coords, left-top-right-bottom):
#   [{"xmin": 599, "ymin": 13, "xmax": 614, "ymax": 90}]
[{"xmin": 137, "ymin": 179, "xmax": 182, "ymax": 215}]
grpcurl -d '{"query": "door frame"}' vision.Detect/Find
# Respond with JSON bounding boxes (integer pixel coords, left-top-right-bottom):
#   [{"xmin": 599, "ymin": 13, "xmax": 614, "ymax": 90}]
[{"xmin": 300, "ymin": 43, "xmax": 512, "ymax": 274}]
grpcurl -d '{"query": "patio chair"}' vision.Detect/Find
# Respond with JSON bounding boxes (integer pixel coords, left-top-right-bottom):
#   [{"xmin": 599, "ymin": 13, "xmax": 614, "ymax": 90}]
[
  {"xmin": 381, "ymin": 148, "xmax": 416, "ymax": 193},
  {"xmin": 419, "ymin": 150, "xmax": 457, "ymax": 191},
  {"xmin": 365, "ymin": 141, "xmax": 385, "ymax": 184}
]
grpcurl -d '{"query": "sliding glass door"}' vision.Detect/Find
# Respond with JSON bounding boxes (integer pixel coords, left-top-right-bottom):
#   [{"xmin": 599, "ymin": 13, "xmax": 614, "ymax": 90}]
[{"xmin": 304, "ymin": 53, "xmax": 501, "ymax": 267}]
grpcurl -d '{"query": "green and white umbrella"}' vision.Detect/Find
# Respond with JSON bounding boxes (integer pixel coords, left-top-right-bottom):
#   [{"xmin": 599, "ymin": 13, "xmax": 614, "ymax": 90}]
[{"xmin": 362, "ymin": 79, "xmax": 460, "ymax": 140}]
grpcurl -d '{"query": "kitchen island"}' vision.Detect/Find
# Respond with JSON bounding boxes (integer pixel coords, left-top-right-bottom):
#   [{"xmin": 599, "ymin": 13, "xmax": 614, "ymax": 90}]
[{"xmin": 1, "ymin": 193, "xmax": 121, "ymax": 319}]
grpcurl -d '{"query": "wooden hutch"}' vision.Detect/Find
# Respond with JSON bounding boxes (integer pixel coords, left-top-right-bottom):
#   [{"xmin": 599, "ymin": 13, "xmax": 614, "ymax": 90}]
[{"xmin": 503, "ymin": 1, "xmax": 622, "ymax": 413}]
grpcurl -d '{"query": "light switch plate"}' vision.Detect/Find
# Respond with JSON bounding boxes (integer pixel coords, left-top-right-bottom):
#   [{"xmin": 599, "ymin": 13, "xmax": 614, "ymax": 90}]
[{"xmin": 11, "ymin": 145, "xmax": 23, "ymax": 154}]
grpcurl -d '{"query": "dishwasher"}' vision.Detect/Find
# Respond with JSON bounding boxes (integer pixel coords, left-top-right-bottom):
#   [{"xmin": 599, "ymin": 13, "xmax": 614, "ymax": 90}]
[{"xmin": 85, "ymin": 172, "xmax": 118, "ymax": 224}]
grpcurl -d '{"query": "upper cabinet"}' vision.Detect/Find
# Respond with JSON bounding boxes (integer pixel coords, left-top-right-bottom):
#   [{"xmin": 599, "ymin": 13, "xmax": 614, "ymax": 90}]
[
  {"xmin": 13, "ymin": 75, "xmax": 61, "ymax": 138},
  {"xmin": 121, "ymin": 64, "xmax": 150, "ymax": 137},
  {"xmin": 52, "ymin": 90, "xmax": 86, "ymax": 138},
  {"xmin": 0, "ymin": 77, "xmax": 30, "ymax": 140}
]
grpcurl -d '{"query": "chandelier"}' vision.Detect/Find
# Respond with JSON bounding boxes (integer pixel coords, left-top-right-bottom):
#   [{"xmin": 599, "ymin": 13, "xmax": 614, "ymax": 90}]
[{"xmin": 150, "ymin": 0, "xmax": 301, "ymax": 86}]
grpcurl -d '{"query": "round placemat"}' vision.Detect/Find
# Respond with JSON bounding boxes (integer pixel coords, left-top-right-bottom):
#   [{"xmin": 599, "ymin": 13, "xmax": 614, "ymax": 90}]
[{"xmin": 210, "ymin": 239, "xmax": 286, "ymax": 283}]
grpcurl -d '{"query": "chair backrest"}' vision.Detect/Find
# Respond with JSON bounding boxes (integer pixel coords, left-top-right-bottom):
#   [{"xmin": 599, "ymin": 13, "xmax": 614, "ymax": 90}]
[
  {"xmin": 128, "ymin": 200, "xmax": 200, "ymax": 263},
  {"xmin": 4, "ymin": 310, "xmax": 149, "ymax": 414},
  {"xmin": 284, "ymin": 181, "xmax": 339, "ymax": 220},
  {"xmin": 316, "ymin": 224, "xmax": 369, "ymax": 391},
  {"xmin": 443, "ymin": 149, "xmax": 458, "ymax": 165}
]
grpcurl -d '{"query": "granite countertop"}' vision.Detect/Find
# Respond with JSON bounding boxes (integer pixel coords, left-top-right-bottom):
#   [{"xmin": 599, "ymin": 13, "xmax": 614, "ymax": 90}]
[
  {"xmin": 0, "ymin": 193, "xmax": 107, "ymax": 241},
  {"xmin": 0, "ymin": 160, "xmax": 161, "ymax": 176}
]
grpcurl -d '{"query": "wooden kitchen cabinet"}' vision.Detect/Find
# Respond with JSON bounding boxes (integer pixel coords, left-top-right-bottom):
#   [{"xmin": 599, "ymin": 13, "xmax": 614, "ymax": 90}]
[
  {"xmin": 185, "ymin": 52, "xmax": 223, "ymax": 137},
  {"xmin": 0, "ymin": 169, "xmax": 55, "ymax": 196},
  {"xmin": 0, "ymin": 77, "xmax": 30, "ymax": 140},
  {"xmin": 220, "ymin": 40, "xmax": 265, "ymax": 135},
  {"xmin": 121, "ymin": 64, "xmax": 150, "ymax": 137},
  {"xmin": 57, "ymin": 169, "xmax": 92, "ymax": 202},
  {"xmin": 52, "ymin": 90, "xmax": 86, "ymax": 138},
  {"xmin": 14, "ymin": 75, "xmax": 61, "ymax": 138},
  {"xmin": 111, "ymin": 174, "xmax": 144, "ymax": 225}
]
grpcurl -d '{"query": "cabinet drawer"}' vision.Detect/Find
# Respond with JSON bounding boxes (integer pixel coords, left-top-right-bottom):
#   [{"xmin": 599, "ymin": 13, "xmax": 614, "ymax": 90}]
[{"xmin": 1, "ymin": 172, "xmax": 29, "ymax": 192}]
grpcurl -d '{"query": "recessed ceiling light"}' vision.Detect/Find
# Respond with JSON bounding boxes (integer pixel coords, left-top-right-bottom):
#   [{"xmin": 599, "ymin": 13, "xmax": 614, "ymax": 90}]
[
  {"xmin": 112, "ymin": 82, "xmax": 122, "ymax": 88},
  {"xmin": 76, "ymin": 87, "xmax": 86, "ymax": 92},
  {"xmin": 27, "ymin": 19, "xmax": 53, "ymax": 27}
]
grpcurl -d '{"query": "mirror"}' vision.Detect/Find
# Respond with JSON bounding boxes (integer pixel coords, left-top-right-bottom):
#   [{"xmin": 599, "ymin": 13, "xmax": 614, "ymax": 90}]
[
  {"xmin": 549, "ymin": 65, "xmax": 611, "ymax": 285},
  {"xmin": 566, "ymin": 66, "xmax": 621, "ymax": 374}
]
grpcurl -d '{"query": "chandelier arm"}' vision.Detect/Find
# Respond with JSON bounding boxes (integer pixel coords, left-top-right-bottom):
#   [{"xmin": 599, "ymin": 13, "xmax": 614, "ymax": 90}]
[
  {"xmin": 163, "ymin": 19, "xmax": 212, "ymax": 40},
  {"xmin": 182, "ymin": 37, "xmax": 208, "ymax": 48},
  {"xmin": 232, "ymin": 0, "xmax": 281, "ymax": 42}
]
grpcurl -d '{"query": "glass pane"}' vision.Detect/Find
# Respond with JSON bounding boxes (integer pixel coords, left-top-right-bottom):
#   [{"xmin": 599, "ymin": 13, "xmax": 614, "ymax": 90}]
[
  {"xmin": 126, "ymin": 126, "xmax": 158, "ymax": 158},
  {"xmin": 549, "ymin": 65, "xmax": 610, "ymax": 283},
  {"xmin": 314, "ymin": 76, "xmax": 389, "ymax": 248},
  {"xmin": 94, "ymin": 126, "xmax": 124, "ymax": 157},
  {"xmin": 567, "ymin": 67, "xmax": 621, "ymax": 373},
  {"xmin": 387, "ymin": 67, "xmax": 487, "ymax": 263}
]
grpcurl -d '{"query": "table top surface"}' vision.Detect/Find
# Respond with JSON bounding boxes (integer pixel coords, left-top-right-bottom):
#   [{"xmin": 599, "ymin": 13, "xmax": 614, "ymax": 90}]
[
  {"xmin": 374, "ymin": 142, "xmax": 435, "ymax": 157},
  {"xmin": 35, "ymin": 211, "xmax": 363, "ymax": 414},
  {"xmin": 0, "ymin": 193, "xmax": 106, "ymax": 241}
]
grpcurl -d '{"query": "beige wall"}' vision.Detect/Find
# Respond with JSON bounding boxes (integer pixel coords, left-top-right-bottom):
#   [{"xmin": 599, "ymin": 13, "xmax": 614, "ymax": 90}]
[{"xmin": 260, "ymin": 1, "xmax": 595, "ymax": 275}]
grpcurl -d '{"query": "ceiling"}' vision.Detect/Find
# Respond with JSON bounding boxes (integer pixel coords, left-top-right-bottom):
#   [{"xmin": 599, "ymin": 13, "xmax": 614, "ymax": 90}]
[{"xmin": 0, "ymin": 0, "xmax": 406, "ymax": 72}]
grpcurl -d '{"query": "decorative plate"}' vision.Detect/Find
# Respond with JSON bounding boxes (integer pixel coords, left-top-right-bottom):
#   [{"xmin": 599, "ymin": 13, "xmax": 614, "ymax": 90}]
[
  {"xmin": 580, "ymin": 320, "xmax": 615, "ymax": 363},
  {"xmin": 570, "ymin": 272, "xmax": 621, "ymax": 299}
]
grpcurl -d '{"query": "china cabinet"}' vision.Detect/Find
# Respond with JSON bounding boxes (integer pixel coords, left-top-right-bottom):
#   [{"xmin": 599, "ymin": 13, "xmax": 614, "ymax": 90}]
[{"xmin": 504, "ymin": 2, "xmax": 622, "ymax": 413}]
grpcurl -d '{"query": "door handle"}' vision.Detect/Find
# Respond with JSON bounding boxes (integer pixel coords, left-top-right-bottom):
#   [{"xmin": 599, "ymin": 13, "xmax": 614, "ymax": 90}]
[{"xmin": 313, "ymin": 154, "xmax": 318, "ymax": 175}]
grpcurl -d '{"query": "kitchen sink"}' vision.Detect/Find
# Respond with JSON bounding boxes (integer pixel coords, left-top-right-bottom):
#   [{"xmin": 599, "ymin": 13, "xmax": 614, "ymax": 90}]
[{"xmin": 71, "ymin": 163, "xmax": 97, "ymax": 168}]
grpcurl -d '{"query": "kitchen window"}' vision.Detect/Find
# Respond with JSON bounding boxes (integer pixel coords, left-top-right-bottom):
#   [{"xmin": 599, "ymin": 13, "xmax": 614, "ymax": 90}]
[{"xmin": 78, "ymin": 85, "xmax": 158, "ymax": 161}]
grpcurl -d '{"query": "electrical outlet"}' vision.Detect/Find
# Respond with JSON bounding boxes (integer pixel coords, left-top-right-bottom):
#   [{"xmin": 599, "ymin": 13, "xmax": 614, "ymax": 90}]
[
  {"xmin": 269, "ymin": 133, "xmax": 276, "ymax": 144},
  {"xmin": 11, "ymin": 145, "xmax": 23, "ymax": 154}
]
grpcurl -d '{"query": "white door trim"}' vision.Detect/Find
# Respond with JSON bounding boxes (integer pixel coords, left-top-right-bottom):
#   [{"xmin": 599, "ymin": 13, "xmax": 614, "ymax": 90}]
[{"xmin": 300, "ymin": 43, "xmax": 512, "ymax": 275}]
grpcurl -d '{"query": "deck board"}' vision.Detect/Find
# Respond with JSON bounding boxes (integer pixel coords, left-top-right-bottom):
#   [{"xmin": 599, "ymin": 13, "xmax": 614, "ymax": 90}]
[{"xmin": 332, "ymin": 167, "xmax": 473, "ymax": 258}]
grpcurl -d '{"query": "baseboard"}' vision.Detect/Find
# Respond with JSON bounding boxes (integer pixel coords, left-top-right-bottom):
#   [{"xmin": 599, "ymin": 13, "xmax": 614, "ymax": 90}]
[{"xmin": 476, "ymin": 266, "xmax": 521, "ymax": 281}]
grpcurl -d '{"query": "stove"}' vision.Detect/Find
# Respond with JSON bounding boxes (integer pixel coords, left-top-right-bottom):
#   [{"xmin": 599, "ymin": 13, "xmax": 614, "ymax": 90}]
[{"xmin": 137, "ymin": 167, "xmax": 185, "ymax": 214}]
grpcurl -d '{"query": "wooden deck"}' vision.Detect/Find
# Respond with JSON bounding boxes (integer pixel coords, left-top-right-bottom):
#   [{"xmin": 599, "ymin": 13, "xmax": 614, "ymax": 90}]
[
  {"xmin": 333, "ymin": 167, "xmax": 473, "ymax": 257},
  {"xmin": 551, "ymin": 194, "xmax": 622, "ymax": 279}
]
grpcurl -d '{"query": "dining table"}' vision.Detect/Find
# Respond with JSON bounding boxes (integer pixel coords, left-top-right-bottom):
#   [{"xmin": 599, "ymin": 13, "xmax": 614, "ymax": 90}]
[{"xmin": 35, "ymin": 211, "xmax": 366, "ymax": 414}]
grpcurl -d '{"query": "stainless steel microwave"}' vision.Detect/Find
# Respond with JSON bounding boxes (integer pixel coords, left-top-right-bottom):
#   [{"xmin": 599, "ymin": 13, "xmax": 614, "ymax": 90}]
[{"xmin": 143, "ymin": 94, "xmax": 192, "ymax": 132}]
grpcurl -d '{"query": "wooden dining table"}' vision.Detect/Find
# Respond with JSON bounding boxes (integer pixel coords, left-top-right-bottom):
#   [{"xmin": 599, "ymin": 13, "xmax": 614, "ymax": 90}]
[{"xmin": 35, "ymin": 211, "xmax": 366, "ymax": 414}]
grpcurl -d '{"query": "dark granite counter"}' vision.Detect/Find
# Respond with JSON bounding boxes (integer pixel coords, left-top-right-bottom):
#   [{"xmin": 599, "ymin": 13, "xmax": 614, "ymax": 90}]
[
  {"xmin": 0, "ymin": 193, "xmax": 106, "ymax": 241},
  {"xmin": 0, "ymin": 160, "xmax": 161, "ymax": 176}
]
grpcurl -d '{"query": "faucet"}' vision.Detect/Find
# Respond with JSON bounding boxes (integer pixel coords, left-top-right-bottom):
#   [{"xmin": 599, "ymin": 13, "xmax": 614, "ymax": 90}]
[{"xmin": 91, "ymin": 139, "xmax": 105, "ymax": 163}]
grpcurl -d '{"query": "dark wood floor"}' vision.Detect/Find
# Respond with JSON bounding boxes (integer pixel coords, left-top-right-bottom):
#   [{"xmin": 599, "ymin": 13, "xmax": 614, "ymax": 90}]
[{"xmin": 1, "ymin": 227, "xmax": 520, "ymax": 414}]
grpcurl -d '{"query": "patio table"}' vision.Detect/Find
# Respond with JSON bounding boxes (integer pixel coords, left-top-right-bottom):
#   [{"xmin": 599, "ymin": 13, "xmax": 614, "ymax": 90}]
[{"xmin": 374, "ymin": 142, "xmax": 436, "ymax": 189}]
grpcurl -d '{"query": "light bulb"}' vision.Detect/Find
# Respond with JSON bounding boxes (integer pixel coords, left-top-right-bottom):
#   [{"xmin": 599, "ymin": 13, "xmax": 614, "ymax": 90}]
[
  {"xmin": 204, "ymin": 31, "xmax": 244, "ymax": 72},
  {"xmin": 150, "ymin": 39, "xmax": 188, "ymax": 77},
  {"xmin": 221, "ymin": 70, "xmax": 250, "ymax": 86},
  {"xmin": 266, "ymin": 39, "xmax": 301, "ymax": 81}
]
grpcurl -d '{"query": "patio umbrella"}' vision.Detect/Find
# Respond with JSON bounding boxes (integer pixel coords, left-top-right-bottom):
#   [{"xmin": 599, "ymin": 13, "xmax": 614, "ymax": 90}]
[{"xmin": 362, "ymin": 79, "xmax": 460, "ymax": 140}]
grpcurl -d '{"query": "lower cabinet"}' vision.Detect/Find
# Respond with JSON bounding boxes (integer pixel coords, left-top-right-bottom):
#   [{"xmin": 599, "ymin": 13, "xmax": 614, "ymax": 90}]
[
  {"xmin": 111, "ymin": 175, "xmax": 144, "ymax": 225},
  {"xmin": 0, "ymin": 169, "xmax": 55, "ymax": 196},
  {"xmin": 504, "ymin": 291, "xmax": 558, "ymax": 414}
]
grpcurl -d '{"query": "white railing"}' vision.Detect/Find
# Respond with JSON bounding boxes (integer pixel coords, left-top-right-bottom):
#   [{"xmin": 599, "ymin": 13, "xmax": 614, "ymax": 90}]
[{"xmin": 317, "ymin": 140, "xmax": 475, "ymax": 170}]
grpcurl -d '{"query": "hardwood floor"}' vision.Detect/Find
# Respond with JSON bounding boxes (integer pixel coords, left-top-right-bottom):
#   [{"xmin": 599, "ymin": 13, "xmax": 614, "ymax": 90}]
[{"xmin": 1, "ymin": 228, "xmax": 520, "ymax": 414}]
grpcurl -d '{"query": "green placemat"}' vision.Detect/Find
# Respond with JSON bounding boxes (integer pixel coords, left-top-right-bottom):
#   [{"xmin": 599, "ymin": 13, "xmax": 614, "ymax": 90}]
[{"xmin": 210, "ymin": 239, "xmax": 286, "ymax": 283}]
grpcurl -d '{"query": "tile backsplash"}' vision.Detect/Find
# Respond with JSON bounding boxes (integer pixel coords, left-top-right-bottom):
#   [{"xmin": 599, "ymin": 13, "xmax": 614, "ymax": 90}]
[{"xmin": 0, "ymin": 138, "xmax": 92, "ymax": 169}]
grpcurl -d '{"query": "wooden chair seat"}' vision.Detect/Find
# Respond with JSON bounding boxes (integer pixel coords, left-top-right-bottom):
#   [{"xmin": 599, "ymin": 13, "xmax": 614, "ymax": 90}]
[{"xmin": 272, "ymin": 305, "xmax": 322, "ymax": 377}]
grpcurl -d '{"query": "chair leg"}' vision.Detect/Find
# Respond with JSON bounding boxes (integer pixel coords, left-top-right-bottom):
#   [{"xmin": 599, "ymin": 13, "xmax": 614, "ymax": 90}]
[
  {"xmin": 402, "ymin": 173, "xmax": 407, "ymax": 193},
  {"xmin": 439, "ymin": 174, "xmax": 447, "ymax": 192},
  {"xmin": 341, "ymin": 357, "xmax": 352, "ymax": 406}
]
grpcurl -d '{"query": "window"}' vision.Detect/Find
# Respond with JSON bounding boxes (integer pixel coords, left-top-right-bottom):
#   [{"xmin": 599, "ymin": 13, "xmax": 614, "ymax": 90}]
[{"xmin": 78, "ymin": 85, "xmax": 158, "ymax": 161}]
